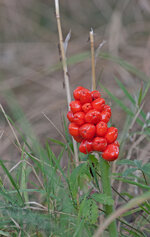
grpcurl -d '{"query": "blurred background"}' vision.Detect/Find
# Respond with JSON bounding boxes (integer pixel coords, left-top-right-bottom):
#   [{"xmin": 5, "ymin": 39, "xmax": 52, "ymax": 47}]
[{"xmin": 1, "ymin": 0, "xmax": 150, "ymax": 162}]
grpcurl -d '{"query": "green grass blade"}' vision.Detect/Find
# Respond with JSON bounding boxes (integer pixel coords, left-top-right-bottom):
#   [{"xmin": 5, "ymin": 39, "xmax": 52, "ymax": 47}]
[
  {"xmin": 0, "ymin": 160, "xmax": 24, "ymax": 204},
  {"xmin": 48, "ymin": 138, "xmax": 66, "ymax": 147},
  {"xmin": 0, "ymin": 230, "xmax": 10, "ymax": 237},
  {"xmin": 142, "ymin": 80, "xmax": 150, "ymax": 101},
  {"xmin": 20, "ymin": 149, "xmax": 29, "ymax": 203},
  {"xmin": 138, "ymin": 84, "xmax": 143, "ymax": 106},
  {"xmin": 100, "ymin": 53, "xmax": 149, "ymax": 81},
  {"xmin": 99, "ymin": 83, "xmax": 144, "ymax": 127},
  {"xmin": 114, "ymin": 177, "xmax": 150, "ymax": 190},
  {"xmin": 114, "ymin": 77, "xmax": 136, "ymax": 104}
]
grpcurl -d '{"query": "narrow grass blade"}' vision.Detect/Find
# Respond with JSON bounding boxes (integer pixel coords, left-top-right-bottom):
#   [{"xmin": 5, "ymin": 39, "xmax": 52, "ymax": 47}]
[
  {"xmin": 99, "ymin": 83, "xmax": 146, "ymax": 128},
  {"xmin": 114, "ymin": 177, "xmax": 150, "ymax": 190},
  {"xmin": 100, "ymin": 53, "xmax": 149, "ymax": 81},
  {"xmin": 0, "ymin": 231, "xmax": 10, "ymax": 237},
  {"xmin": 0, "ymin": 160, "xmax": 23, "ymax": 204},
  {"xmin": 20, "ymin": 150, "xmax": 29, "ymax": 203},
  {"xmin": 114, "ymin": 77, "xmax": 136, "ymax": 104}
]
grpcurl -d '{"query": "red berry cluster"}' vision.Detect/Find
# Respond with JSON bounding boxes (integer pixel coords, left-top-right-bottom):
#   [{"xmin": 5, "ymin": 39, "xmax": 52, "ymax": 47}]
[{"xmin": 67, "ymin": 86, "xmax": 119, "ymax": 161}]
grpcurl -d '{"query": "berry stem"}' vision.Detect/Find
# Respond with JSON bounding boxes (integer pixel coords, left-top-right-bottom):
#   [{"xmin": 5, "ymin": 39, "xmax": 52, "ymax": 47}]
[
  {"xmin": 99, "ymin": 157, "xmax": 118, "ymax": 237},
  {"xmin": 55, "ymin": 0, "xmax": 71, "ymax": 107},
  {"xmin": 54, "ymin": 0, "xmax": 79, "ymax": 166},
  {"xmin": 89, "ymin": 29, "xmax": 96, "ymax": 91}
]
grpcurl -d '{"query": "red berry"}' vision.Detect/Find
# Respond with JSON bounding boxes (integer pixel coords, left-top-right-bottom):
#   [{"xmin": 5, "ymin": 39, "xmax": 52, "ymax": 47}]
[
  {"xmin": 92, "ymin": 98, "xmax": 105, "ymax": 112},
  {"xmin": 91, "ymin": 90, "xmax": 101, "ymax": 100},
  {"xmin": 103, "ymin": 104, "xmax": 111, "ymax": 115},
  {"xmin": 73, "ymin": 112, "xmax": 85, "ymax": 126},
  {"xmin": 68, "ymin": 123, "xmax": 79, "ymax": 137},
  {"xmin": 67, "ymin": 111, "xmax": 74, "ymax": 122},
  {"xmin": 73, "ymin": 135, "xmax": 83, "ymax": 143},
  {"xmin": 96, "ymin": 121, "xmax": 108, "ymax": 137},
  {"xmin": 70, "ymin": 100, "xmax": 82, "ymax": 114},
  {"xmin": 79, "ymin": 140, "xmax": 93, "ymax": 154},
  {"xmin": 79, "ymin": 88, "xmax": 92, "ymax": 104},
  {"xmin": 105, "ymin": 127, "xmax": 118, "ymax": 144},
  {"xmin": 79, "ymin": 123, "xmax": 96, "ymax": 140},
  {"xmin": 85, "ymin": 109, "xmax": 101, "ymax": 124},
  {"xmin": 73, "ymin": 86, "xmax": 84, "ymax": 100},
  {"xmin": 102, "ymin": 144, "xmax": 119, "ymax": 161},
  {"xmin": 113, "ymin": 140, "xmax": 120, "ymax": 147},
  {"xmin": 92, "ymin": 137, "xmax": 107, "ymax": 152},
  {"xmin": 101, "ymin": 111, "xmax": 111, "ymax": 123},
  {"xmin": 82, "ymin": 103, "xmax": 93, "ymax": 113}
]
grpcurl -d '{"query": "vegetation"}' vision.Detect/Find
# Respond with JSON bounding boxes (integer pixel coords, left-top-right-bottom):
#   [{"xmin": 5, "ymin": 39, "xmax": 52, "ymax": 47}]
[{"xmin": 1, "ymin": 0, "xmax": 150, "ymax": 236}]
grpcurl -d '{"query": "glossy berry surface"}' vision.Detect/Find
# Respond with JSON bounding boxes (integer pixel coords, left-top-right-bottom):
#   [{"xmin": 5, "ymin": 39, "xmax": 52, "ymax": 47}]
[
  {"xmin": 70, "ymin": 100, "xmax": 82, "ymax": 114},
  {"xmin": 92, "ymin": 137, "xmax": 107, "ymax": 152},
  {"xmin": 79, "ymin": 123, "xmax": 96, "ymax": 140},
  {"xmin": 91, "ymin": 90, "xmax": 101, "ymax": 100},
  {"xmin": 79, "ymin": 88, "xmax": 92, "ymax": 104},
  {"xmin": 68, "ymin": 123, "xmax": 79, "ymax": 137},
  {"xmin": 79, "ymin": 140, "xmax": 93, "ymax": 154},
  {"xmin": 67, "ymin": 86, "xmax": 119, "ymax": 160},
  {"xmin": 73, "ymin": 135, "xmax": 83, "ymax": 143},
  {"xmin": 85, "ymin": 109, "xmax": 101, "ymax": 124},
  {"xmin": 82, "ymin": 103, "xmax": 93, "ymax": 113},
  {"xmin": 73, "ymin": 86, "xmax": 84, "ymax": 100},
  {"xmin": 92, "ymin": 98, "xmax": 105, "ymax": 112},
  {"xmin": 100, "ymin": 111, "xmax": 111, "ymax": 123},
  {"xmin": 96, "ymin": 121, "xmax": 108, "ymax": 137},
  {"xmin": 103, "ymin": 104, "xmax": 111, "ymax": 115},
  {"xmin": 105, "ymin": 127, "xmax": 118, "ymax": 144},
  {"xmin": 73, "ymin": 112, "xmax": 85, "ymax": 126},
  {"xmin": 112, "ymin": 140, "xmax": 120, "ymax": 147},
  {"xmin": 102, "ymin": 144, "xmax": 119, "ymax": 161},
  {"xmin": 67, "ymin": 111, "xmax": 74, "ymax": 122}
]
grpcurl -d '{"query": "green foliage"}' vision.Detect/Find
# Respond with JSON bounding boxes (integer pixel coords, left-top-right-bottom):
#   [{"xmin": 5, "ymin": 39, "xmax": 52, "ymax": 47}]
[
  {"xmin": 79, "ymin": 198, "xmax": 99, "ymax": 224},
  {"xmin": 69, "ymin": 163, "xmax": 91, "ymax": 200},
  {"xmin": 91, "ymin": 193, "xmax": 114, "ymax": 206},
  {"xmin": 1, "ymin": 51, "xmax": 150, "ymax": 236}
]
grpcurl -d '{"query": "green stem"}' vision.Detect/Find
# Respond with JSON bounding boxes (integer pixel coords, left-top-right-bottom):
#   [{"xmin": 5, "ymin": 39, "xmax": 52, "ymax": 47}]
[{"xmin": 99, "ymin": 157, "xmax": 118, "ymax": 237}]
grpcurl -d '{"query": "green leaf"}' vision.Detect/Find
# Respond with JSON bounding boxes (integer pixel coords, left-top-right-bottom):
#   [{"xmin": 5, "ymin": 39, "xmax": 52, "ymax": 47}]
[
  {"xmin": 122, "ymin": 227, "xmax": 142, "ymax": 237},
  {"xmin": 121, "ymin": 207, "xmax": 142, "ymax": 217},
  {"xmin": 91, "ymin": 193, "xmax": 114, "ymax": 206},
  {"xmin": 99, "ymin": 83, "xmax": 144, "ymax": 127},
  {"xmin": 48, "ymin": 138, "xmax": 65, "ymax": 147},
  {"xmin": 122, "ymin": 168, "xmax": 137, "ymax": 177},
  {"xmin": 88, "ymin": 154, "xmax": 99, "ymax": 165},
  {"xmin": 20, "ymin": 147, "xmax": 29, "ymax": 203},
  {"xmin": 113, "ymin": 78, "xmax": 147, "ymax": 121},
  {"xmin": 73, "ymin": 219, "xmax": 84, "ymax": 237},
  {"xmin": 114, "ymin": 177, "xmax": 150, "ymax": 190},
  {"xmin": 69, "ymin": 163, "xmax": 91, "ymax": 199},
  {"xmin": 142, "ymin": 163, "xmax": 150, "ymax": 177},
  {"xmin": 0, "ymin": 230, "xmax": 10, "ymax": 237},
  {"xmin": 116, "ymin": 159, "xmax": 135, "ymax": 166},
  {"xmin": 141, "ymin": 80, "xmax": 150, "ymax": 101},
  {"xmin": 120, "ymin": 192, "xmax": 133, "ymax": 199},
  {"xmin": 0, "ymin": 160, "xmax": 23, "ymax": 204},
  {"xmin": 114, "ymin": 77, "xmax": 136, "ymax": 104},
  {"xmin": 88, "ymin": 158, "xmax": 100, "ymax": 191},
  {"xmin": 138, "ymin": 84, "xmax": 143, "ymax": 106},
  {"xmin": 100, "ymin": 53, "xmax": 149, "ymax": 81},
  {"xmin": 79, "ymin": 199, "xmax": 99, "ymax": 224},
  {"xmin": 133, "ymin": 160, "xmax": 142, "ymax": 169},
  {"xmin": 63, "ymin": 116, "xmax": 71, "ymax": 143}
]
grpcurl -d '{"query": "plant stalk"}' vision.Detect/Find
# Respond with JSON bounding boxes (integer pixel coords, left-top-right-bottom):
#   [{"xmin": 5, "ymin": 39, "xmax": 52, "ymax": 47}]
[
  {"xmin": 89, "ymin": 30, "xmax": 117, "ymax": 236},
  {"xmin": 89, "ymin": 29, "xmax": 96, "ymax": 91},
  {"xmin": 54, "ymin": 0, "xmax": 79, "ymax": 166},
  {"xmin": 99, "ymin": 157, "xmax": 118, "ymax": 237}
]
